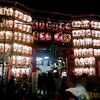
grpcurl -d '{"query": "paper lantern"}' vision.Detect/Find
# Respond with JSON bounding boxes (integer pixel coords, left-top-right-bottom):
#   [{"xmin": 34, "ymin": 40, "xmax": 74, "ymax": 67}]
[
  {"xmin": 39, "ymin": 32, "xmax": 45, "ymax": 40},
  {"xmin": 45, "ymin": 32, "xmax": 51, "ymax": 41}
]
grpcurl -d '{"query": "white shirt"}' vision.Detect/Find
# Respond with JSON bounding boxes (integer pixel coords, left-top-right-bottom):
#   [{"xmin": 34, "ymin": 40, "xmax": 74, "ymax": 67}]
[{"xmin": 65, "ymin": 84, "xmax": 90, "ymax": 100}]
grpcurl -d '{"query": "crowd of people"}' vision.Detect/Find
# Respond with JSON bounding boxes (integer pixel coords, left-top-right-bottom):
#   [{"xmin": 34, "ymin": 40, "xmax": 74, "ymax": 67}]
[
  {"xmin": 0, "ymin": 70, "xmax": 100, "ymax": 100},
  {"xmin": 37, "ymin": 71, "xmax": 62, "ymax": 98},
  {"xmin": 37, "ymin": 71, "xmax": 90, "ymax": 100},
  {"xmin": 37, "ymin": 71, "xmax": 100, "ymax": 100},
  {"xmin": 57, "ymin": 74, "xmax": 90, "ymax": 100},
  {"xmin": 0, "ymin": 74, "xmax": 32, "ymax": 100}
]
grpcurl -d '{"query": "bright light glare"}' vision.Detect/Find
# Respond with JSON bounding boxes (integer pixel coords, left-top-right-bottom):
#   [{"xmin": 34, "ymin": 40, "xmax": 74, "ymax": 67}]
[
  {"xmin": 53, "ymin": 70, "xmax": 57, "ymax": 73},
  {"xmin": 44, "ymin": 56, "xmax": 49, "ymax": 59},
  {"xmin": 62, "ymin": 71, "xmax": 67, "ymax": 77}
]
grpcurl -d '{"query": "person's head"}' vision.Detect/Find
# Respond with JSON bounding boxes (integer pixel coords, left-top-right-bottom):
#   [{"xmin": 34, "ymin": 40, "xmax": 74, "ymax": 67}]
[
  {"xmin": 77, "ymin": 73, "xmax": 88, "ymax": 86},
  {"xmin": 66, "ymin": 75, "xmax": 77, "ymax": 88}
]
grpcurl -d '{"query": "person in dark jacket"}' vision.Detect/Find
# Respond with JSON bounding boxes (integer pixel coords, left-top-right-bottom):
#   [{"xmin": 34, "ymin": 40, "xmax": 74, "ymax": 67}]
[
  {"xmin": 7, "ymin": 75, "xmax": 16, "ymax": 100},
  {"xmin": 18, "ymin": 74, "xmax": 29, "ymax": 100}
]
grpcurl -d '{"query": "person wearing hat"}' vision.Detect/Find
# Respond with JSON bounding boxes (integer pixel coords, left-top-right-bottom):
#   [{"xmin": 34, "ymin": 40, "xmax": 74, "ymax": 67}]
[{"xmin": 64, "ymin": 74, "xmax": 90, "ymax": 100}]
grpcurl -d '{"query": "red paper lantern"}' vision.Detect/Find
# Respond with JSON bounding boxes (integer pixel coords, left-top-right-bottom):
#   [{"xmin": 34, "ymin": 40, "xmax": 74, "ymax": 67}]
[
  {"xmin": 39, "ymin": 32, "xmax": 45, "ymax": 40},
  {"xmin": 45, "ymin": 32, "xmax": 51, "ymax": 41},
  {"xmin": 39, "ymin": 21, "xmax": 45, "ymax": 29},
  {"xmin": 33, "ymin": 31, "xmax": 39, "ymax": 41},
  {"xmin": 54, "ymin": 32, "xmax": 60, "ymax": 41},
  {"xmin": 58, "ymin": 22, "xmax": 64, "ymax": 31},
  {"xmin": 33, "ymin": 20, "xmax": 38, "ymax": 29},
  {"xmin": 46, "ymin": 21, "xmax": 52, "ymax": 30}
]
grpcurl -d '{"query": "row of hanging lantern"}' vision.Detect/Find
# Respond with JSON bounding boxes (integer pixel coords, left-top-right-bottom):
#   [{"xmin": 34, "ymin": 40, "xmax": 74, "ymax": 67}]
[
  {"xmin": 13, "ymin": 43, "xmax": 32, "ymax": 55},
  {"xmin": 0, "ymin": 7, "xmax": 32, "ymax": 22},
  {"xmin": 33, "ymin": 20, "xmax": 100, "ymax": 31},
  {"xmin": 33, "ymin": 20, "xmax": 71, "ymax": 31},
  {"xmin": 74, "ymin": 48, "xmax": 93, "ymax": 57},
  {"xmin": 0, "ymin": 31, "xmax": 33, "ymax": 44},
  {"xmin": 72, "ymin": 30, "xmax": 100, "ymax": 38},
  {"xmin": 12, "ymin": 55, "xmax": 31, "ymax": 65},
  {"xmin": 0, "ymin": 20, "xmax": 32, "ymax": 33},
  {"xmin": 72, "ymin": 20, "xmax": 100, "ymax": 29},
  {"xmin": 33, "ymin": 31, "xmax": 71, "ymax": 43},
  {"xmin": 12, "ymin": 67, "xmax": 31, "ymax": 77},
  {"xmin": 72, "ymin": 20, "xmax": 90, "ymax": 28},
  {"xmin": 54, "ymin": 32, "xmax": 71, "ymax": 42},
  {"xmin": 73, "ymin": 67, "xmax": 95, "ymax": 76},
  {"xmin": 14, "ymin": 32, "xmax": 33, "ymax": 44},
  {"xmin": 33, "ymin": 31, "xmax": 51, "ymax": 41},
  {"xmin": 74, "ymin": 57, "xmax": 95, "ymax": 67},
  {"xmin": 14, "ymin": 20, "xmax": 32, "ymax": 33},
  {"xmin": 73, "ymin": 38, "xmax": 100, "ymax": 47},
  {"xmin": 74, "ymin": 48, "xmax": 100, "ymax": 57},
  {"xmin": 72, "ymin": 29, "xmax": 91, "ymax": 37},
  {"xmin": 73, "ymin": 38, "xmax": 92, "ymax": 47},
  {"xmin": 0, "ymin": 43, "xmax": 32, "ymax": 55}
]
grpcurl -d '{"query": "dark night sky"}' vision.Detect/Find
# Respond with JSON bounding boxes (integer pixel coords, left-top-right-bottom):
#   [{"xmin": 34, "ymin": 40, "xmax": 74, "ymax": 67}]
[{"xmin": 3, "ymin": 0, "xmax": 100, "ymax": 15}]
